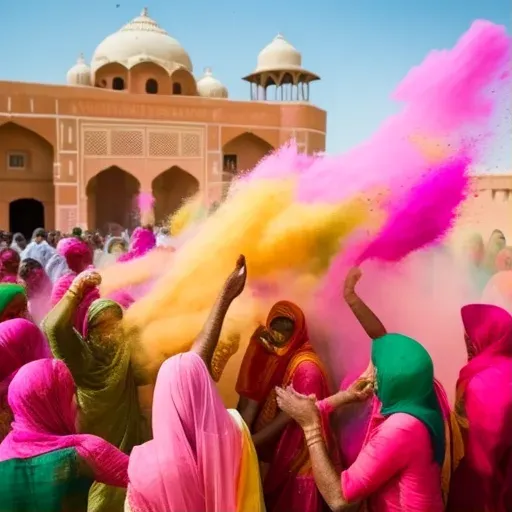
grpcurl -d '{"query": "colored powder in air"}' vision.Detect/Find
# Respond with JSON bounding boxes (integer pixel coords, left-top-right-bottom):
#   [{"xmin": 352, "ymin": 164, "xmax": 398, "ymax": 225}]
[{"xmin": 120, "ymin": 21, "xmax": 509, "ymax": 407}]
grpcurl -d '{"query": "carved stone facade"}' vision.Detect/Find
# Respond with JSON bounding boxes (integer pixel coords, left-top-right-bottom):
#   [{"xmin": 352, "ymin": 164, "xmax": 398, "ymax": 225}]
[{"xmin": 0, "ymin": 82, "xmax": 326, "ymax": 234}]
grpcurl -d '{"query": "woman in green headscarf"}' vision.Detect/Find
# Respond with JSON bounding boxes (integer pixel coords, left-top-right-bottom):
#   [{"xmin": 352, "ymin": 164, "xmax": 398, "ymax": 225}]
[
  {"xmin": 42, "ymin": 270, "xmax": 147, "ymax": 512},
  {"xmin": 275, "ymin": 267, "xmax": 447, "ymax": 511},
  {"xmin": 0, "ymin": 284, "xmax": 28, "ymax": 323}
]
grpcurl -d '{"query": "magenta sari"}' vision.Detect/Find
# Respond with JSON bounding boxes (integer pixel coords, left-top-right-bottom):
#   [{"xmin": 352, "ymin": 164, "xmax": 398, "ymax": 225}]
[
  {"xmin": 0, "ymin": 319, "xmax": 51, "ymax": 441},
  {"xmin": 448, "ymin": 304, "xmax": 512, "ymax": 512},
  {"xmin": 127, "ymin": 352, "xmax": 250, "ymax": 512},
  {"xmin": 0, "ymin": 358, "xmax": 128, "ymax": 487}
]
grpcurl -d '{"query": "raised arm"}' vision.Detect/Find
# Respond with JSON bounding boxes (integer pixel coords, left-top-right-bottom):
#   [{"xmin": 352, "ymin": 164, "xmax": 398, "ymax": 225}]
[
  {"xmin": 42, "ymin": 271, "xmax": 100, "ymax": 373},
  {"xmin": 191, "ymin": 255, "xmax": 247, "ymax": 374},
  {"xmin": 343, "ymin": 267, "xmax": 387, "ymax": 340}
]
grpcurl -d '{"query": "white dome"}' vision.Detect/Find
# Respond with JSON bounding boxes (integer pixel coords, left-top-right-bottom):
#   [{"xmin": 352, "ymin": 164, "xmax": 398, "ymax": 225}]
[
  {"xmin": 67, "ymin": 54, "xmax": 92, "ymax": 86},
  {"xmin": 196, "ymin": 68, "xmax": 228, "ymax": 98},
  {"xmin": 91, "ymin": 8, "xmax": 192, "ymax": 75},
  {"xmin": 255, "ymin": 34, "xmax": 302, "ymax": 72}
]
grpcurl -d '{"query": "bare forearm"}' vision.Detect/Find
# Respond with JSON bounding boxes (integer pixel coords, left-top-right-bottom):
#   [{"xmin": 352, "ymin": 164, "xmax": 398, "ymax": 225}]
[
  {"xmin": 345, "ymin": 292, "xmax": 387, "ymax": 339},
  {"xmin": 307, "ymin": 436, "xmax": 348, "ymax": 511},
  {"xmin": 191, "ymin": 292, "xmax": 231, "ymax": 372},
  {"xmin": 324, "ymin": 390, "xmax": 352, "ymax": 411}
]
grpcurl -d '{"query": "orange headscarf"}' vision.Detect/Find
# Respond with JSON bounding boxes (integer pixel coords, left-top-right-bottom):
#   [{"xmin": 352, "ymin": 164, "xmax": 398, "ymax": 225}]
[{"xmin": 236, "ymin": 301, "xmax": 309, "ymax": 404}]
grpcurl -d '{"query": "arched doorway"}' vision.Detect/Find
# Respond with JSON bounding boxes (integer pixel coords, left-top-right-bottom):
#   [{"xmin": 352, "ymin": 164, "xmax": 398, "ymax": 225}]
[
  {"xmin": 9, "ymin": 199, "xmax": 45, "ymax": 239},
  {"xmin": 222, "ymin": 132, "xmax": 274, "ymax": 176},
  {"xmin": 86, "ymin": 166, "xmax": 140, "ymax": 231},
  {"xmin": 152, "ymin": 167, "xmax": 200, "ymax": 225}
]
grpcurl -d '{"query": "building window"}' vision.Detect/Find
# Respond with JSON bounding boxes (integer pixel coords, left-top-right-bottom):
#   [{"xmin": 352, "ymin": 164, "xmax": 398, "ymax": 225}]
[
  {"xmin": 172, "ymin": 82, "xmax": 182, "ymax": 95},
  {"xmin": 7, "ymin": 152, "xmax": 26, "ymax": 170},
  {"xmin": 223, "ymin": 154, "xmax": 237, "ymax": 173},
  {"xmin": 146, "ymin": 79, "xmax": 158, "ymax": 94},
  {"xmin": 112, "ymin": 77, "xmax": 125, "ymax": 90}
]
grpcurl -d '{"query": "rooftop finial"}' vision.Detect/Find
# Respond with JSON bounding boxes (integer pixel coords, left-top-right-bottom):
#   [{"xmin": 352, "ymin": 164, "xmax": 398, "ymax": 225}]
[
  {"xmin": 77, "ymin": 53, "xmax": 85, "ymax": 64},
  {"xmin": 204, "ymin": 67, "xmax": 212, "ymax": 76},
  {"xmin": 141, "ymin": 7, "xmax": 149, "ymax": 16}
]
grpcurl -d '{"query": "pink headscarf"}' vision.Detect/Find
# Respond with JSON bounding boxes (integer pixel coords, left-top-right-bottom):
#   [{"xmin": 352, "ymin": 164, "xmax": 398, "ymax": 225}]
[
  {"xmin": 459, "ymin": 304, "xmax": 512, "ymax": 386},
  {"xmin": 51, "ymin": 273, "xmax": 99, "ymax": 335},
  {"xmin": 56, "ymin": 237, "xmax": 92, "ymax": 274},
  {"xmin": 0, "ymin": 249, "xmax": 20, "ymax": 283},
  {"xmin": 128, "ymin": 352, "xmax": 242, "ymax": 512},
  {"xmin": 0, "ymin": 319, "xmax": 51, "ymax": 400},
  {"xmin": 0, "ymin": 359, "xmax": 128, "ymax": 487},
  {"xmin": 118, "ymin": 227, "xmax": 156, "ymax": 263}
]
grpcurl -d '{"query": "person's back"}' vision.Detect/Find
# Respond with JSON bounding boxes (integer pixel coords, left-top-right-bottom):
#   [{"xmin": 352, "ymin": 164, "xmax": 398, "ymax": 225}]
[
  {"xmin": 342, "ymin": 413, "xmax": 443, "ymax": 512},
  {"xmin": 0, "ymin": 447, "xmax": 92, "ymax": 512}
]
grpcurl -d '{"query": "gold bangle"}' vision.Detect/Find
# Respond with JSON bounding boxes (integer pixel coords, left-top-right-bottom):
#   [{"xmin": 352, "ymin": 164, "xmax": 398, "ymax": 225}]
[
  {"xmin": 307, "ymin": 438, "xmax": 324, "ymax": 449},
  {"xmin": 305, "ymin": 433, "xmax": 323, "ymax": 445},
  {"xmin": 303, "ymin": 425, "xmax": 322, "ymax": 435}
]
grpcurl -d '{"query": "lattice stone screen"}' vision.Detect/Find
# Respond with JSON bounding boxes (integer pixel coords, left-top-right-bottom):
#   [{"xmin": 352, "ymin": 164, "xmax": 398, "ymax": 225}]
[
  {"xmin": 83, "ymin": 131, "xmax": 108, "ymax": 156},
  {"xmin": 110, "ymin": 130, "xmax": 144, "ymax": 156},
  {"xmin": 181, "ymin": 133, "xmax": 201, "ymax": 157},
  {"xmin": 148, "ymin": 132, "xmax": 179, "ymax": 157}
]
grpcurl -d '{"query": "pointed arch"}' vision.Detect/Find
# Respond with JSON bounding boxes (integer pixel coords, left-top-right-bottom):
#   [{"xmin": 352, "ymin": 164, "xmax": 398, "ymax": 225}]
[
  {"xmin": 222, "ymin": 132, "xmax": 274, "ymax": 176},
  {"xmin": 152, "ymin": 166, "xmax": 200, "ymax": 224},
  {"xmin": 86, "ymin": 166, "xmax": 140, "ymax": 231}
]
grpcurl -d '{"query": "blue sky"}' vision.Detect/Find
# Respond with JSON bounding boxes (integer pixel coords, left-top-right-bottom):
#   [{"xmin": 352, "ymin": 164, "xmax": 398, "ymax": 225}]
[{"xmin": 2, "ymin": 0, "xmax": 510, "ymax": 170}]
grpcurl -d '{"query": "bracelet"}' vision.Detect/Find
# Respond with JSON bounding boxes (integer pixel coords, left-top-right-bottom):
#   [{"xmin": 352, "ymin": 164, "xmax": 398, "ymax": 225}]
[
  {"xmin": 305, "ymin": 434, "xmax": 323, "ymax": 446},
  {"xmin": 307, "ymin": 438, "xmax": 325, "ymax": 449},
  {"xmin": 303, "ymin": 424, "xmax": 322, "ymax": 436}
]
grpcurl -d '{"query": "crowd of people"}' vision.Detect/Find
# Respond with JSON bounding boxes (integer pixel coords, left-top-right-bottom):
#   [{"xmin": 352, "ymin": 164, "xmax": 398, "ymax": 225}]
[{"xmin": 0, "ymin": 223, "xmax": 510, "ymax": 512}]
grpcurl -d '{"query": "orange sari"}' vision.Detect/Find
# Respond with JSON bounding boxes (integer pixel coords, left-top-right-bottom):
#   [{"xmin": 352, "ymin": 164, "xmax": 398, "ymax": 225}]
[{"xmin": 236, "ymin": 301, "xmax": 334, "ymax": 512}]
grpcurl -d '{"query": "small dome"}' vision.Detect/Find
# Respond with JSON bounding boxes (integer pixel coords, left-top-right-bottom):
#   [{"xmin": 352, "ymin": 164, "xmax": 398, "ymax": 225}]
[
  {"xmin": 256, "ymin": 34, "xmax": 302, "ymax": 72},
  {"xmin": 91, "ymin": 8, "xmax": 192, "ymax": 75},
  {"xmin": 66, "ymin": 54, "xmax": 92, "ymax": 86},
  {"xmin": 196, "ymin": 68, "xmax": 228, "ymax": 98}
]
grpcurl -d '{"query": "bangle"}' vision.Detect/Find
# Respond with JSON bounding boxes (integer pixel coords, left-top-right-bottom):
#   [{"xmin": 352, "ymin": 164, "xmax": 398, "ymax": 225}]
[
  {"xmin": 307, "ymin": 438, "xmax": 324, "ymax": 449},
  {"xmin": 305, "ymin": 434, "xmax": 323, "ymax": 446},
  {"xmin": 303, "ymin": 424, "xmax": 322, "ymax": 435}
]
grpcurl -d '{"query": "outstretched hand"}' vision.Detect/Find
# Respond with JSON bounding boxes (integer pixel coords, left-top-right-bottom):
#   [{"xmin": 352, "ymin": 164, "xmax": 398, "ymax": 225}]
[
  {"xmin": 343, "ymin": 267, "xmax": 362, "ymax": 299},
  {"xmin": 222, "ymin": 255, "xmax": 247, "ymax": 303},
  {"xmin": 276, "ymin": 386, "xmax": 320, "ymax": 429},
  {"xmin": 71, "ymin": 269, "xmax": 102, "ymax": 297}
]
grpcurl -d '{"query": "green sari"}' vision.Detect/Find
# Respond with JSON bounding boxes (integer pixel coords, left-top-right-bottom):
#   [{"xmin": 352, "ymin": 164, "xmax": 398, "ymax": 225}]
[
  {"xmin": 42, "ymin": 296, "xmax": 147, "ymax": 512},
  {"xmin": 0, "ymin": 447, "xmax": 92, "ymax": 512}
]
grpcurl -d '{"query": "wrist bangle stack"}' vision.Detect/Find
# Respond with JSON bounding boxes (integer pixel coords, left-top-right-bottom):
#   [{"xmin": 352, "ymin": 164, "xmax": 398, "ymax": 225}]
[{"xmin": 304, "ymin": 425, "xmax": 324, "ymax": 448}]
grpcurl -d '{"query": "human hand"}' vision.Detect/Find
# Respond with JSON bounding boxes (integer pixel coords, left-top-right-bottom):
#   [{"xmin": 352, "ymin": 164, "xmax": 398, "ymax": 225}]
[
  {"xmin": 70, "ymin": 270, "xmax": 101, "ymax": 297},
  {"xmin": 222, "ymin": 255, "xmax": 247, "ymax": 303},
  {"xmin": 343, "ymin": 267, "xmax": 362, "ymax": 300},
  {"xmin": 345, "ymin": 377, "xmax": 374, "ymax": 403},
  {"xmin": 276, "ymin": 386, "xmax": 320, "ymax": 429}
]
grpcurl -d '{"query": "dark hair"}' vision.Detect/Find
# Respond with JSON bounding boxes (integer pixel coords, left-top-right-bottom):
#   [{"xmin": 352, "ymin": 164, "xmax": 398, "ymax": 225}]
[
  {"xmin": 18, "ymin": 258, "xmax": 43, "ymax": 280},
  {"xmin": 13, "ymin": 233, "xmax": 25, "ymax": 243},
  {"xmin": 72, "ymin": 227, "xmax": 83, "ymax": 237},
  {"xmin": 32, "ymin": 228, "xmax": 46, "ymax": 239}
]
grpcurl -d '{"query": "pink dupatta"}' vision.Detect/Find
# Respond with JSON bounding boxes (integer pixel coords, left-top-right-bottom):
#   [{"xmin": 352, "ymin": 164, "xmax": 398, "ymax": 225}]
[
  {"xmin": 128, "ymin": 352, "xmax": 242, "ymax": 512},
  {"xmin": 448, "ymin": 304, "xmax": 512, "ymax": 512},
  {"xmin": 0, "ymin": 359, "xmax": 128, "ymax": 487}
]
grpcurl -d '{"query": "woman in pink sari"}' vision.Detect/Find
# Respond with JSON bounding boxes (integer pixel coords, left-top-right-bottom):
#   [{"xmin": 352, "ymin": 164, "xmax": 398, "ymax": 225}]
[
  {"xmin": 447, "ymin": 304, "xmax": 512, "ymax": 512},
  {"xmin": 127, "ymin": 255, "xmax": 264, "ymax": 512},
  {"xmin": 0, "ymin": 358, "xmax": 129, "ymax": 512},
  {"xmin": 0, "ymin": 318, "xmax": 51, "ymax": 441},
  {"xmin": 18, "ymin": 258, "xmax": 54, "ymax": 324}
]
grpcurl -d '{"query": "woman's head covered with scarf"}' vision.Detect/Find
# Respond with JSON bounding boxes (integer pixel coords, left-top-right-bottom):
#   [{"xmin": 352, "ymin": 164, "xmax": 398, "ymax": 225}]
[
  {"xmin": 0, "ymin": 358, "xmax": 129, "ymax": 486},
  {"xmin": 83, "ymin": 298, "xmax": 124, "ymax": 340},
  {"xmin": 0, "ymin": 284, "xmax": 27, "ymax": 323},
  {"xmin": 460, "ymin": 304, "xmax": 512, "ymax": 372},
  {"xmin": 56, "ymin": 237, "xmax": 92, "ymax": 274},
  {"xmin": 236, "ymin": 300, "xmax": 309, "ymax": 403},
  {"xmin": 45, "ymin": 253, "xmax": 71, "ymax": 285},
  {"xmin": 0, "ymin": 319, "xmax": 51, "ymax": 399},
  {"xmin": 0, "ymin": 249, "xmax": 20, "ymax": 283},
  {"xmin": 371, "ymin": 333, "xmax": 445, "ymax": 466},
  {"xmin": 117, "ymin": 227, "xmax": 156, "ymax": 263},
  {"xmin": 128, "ymin": 352, "xmax": 241, "ymax": 512}
]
